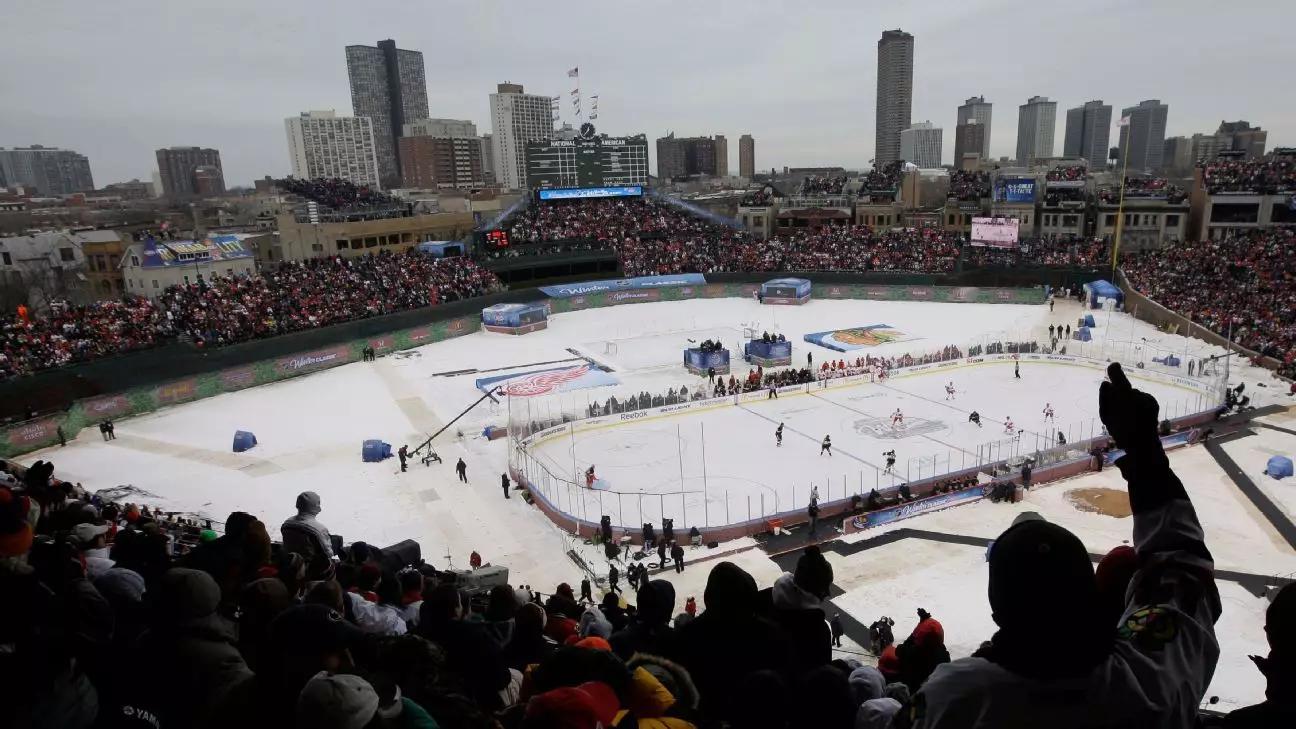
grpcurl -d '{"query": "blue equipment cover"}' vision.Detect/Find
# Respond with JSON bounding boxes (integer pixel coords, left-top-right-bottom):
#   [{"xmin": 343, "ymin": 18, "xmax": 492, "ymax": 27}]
[
  {"xmin": 1083, "ymin": 314, "xmax": 1096, "ymax": 328},
  {"xmin": 1266, "ymin": 455, "xmax": 1293, "ymax": 479},
  {"xmin": 232, "ymin": 430, "xmax": 258, "ymax": 453},
  {"xmin": 1075, "ymin": 327, "xmax": 1092, "ymax": 342},
  {"xmin": 362, "ymin": 439, "xmax": 393, "ymax": 463}
]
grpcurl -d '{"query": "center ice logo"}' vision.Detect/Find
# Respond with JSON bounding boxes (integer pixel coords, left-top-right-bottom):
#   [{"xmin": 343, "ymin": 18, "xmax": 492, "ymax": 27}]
[{"xmin": 852, "ymin": 415, "xmax": 946, "ymax": 439}]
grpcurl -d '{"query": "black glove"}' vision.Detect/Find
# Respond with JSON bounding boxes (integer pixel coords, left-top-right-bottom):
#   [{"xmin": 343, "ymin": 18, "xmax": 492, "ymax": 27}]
[
  {"xmin": 1098, "ymin": 363, "xmax": 1163, "ymax": 459},
  {"xmin": 1099, "ymin": 362, "xmax": 1188, "ymax": 511},
  {"xmin": 916, "ymin": 608, "xmax": 931, "ymax": 621}
]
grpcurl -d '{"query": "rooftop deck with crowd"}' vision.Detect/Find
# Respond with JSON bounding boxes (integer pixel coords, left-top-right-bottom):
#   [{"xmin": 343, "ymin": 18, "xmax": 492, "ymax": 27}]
[{"xmin": 1201, "ymin": 154, "xmax": 1296, "ymax": 194}]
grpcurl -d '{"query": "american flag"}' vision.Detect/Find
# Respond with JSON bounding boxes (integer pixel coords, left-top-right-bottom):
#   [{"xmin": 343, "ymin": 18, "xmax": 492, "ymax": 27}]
[{"xmin": 502, "ymin": 364, "xmax": 590, "ymax": 396}]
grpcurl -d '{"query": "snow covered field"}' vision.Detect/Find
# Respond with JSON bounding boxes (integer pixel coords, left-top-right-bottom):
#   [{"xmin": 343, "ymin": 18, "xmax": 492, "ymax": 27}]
[{"xmin": 16, "ymin": 293, "xmax": 1292, "ymax": 713}]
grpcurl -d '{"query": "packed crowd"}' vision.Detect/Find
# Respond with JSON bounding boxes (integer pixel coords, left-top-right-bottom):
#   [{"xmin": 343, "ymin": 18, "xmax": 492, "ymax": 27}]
[
  {"xmin": 5, "ymin": 362, "xmax": 1275, "ymax": 728},
  {"xmin": 280, "ymin": 178, "xmax": 400, "ymax": 211},
  {"xmin": 1122, "ymin": 229, "xmax": 1296, "ymax": 376},
  {"xmin": 2, "ymin": 251, "xmax": 502, "ymax": 377},
  {"xmin": 1042, "ymin": 187, "xmax": 1087, "ymax": 205},
  {"xmin": 617, "ymin": 226, "xmax": 962, "ymax": 277},
  {"xmin": 966, "ymin": 236, "xmax": 1108, "ymax": 268},
  {"xmin": 946, "ymin": 170, "xmax": 989, "ymax": 202},
  {"xmin": 1045, "ymin": 166, "xmax": 1088, "ymax": 182},
  {"xmin": 481, "ymin": 241, "xmax": 610, "ymax": 260},
  {"xmin": 158, "ymin": 252, "xmax": 502, "ymax": 348},
  {"xmin": 1201, "ymin": 155, "xmax": 1296, "ymax": 194},
  {"xmin": 797, "ymin": 175, "xmax": 848, "ymax": 196},
  {"xmin": 1097, "ymin": 178, "xmax": 1188, "ymax": 204},
  {"xmin": 858, "ymin": 161, "xmax": 906, "ymax": 193},
  {"xmin": 1, "ymin": 299, "xmax": 169, "ymax": 379},
  {"xmin": 740, "ymin": 189, "xmax": 775, "ymax": 207}
]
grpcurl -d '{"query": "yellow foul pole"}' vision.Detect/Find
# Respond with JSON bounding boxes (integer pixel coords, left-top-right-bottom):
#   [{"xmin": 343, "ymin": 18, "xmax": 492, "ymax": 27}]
[{"xmin": 1110, "ymin": 125, "xmax": 1132, "ymax": 277}]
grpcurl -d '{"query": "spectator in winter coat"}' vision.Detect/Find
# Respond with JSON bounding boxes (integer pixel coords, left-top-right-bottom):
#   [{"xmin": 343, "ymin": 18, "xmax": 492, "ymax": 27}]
[
  {"xmin": 756, "ymin": 545, "xmax": 834, "ymax": 675},
  {"xmin": 894, "ymin": 608, "xmax": 950, "ymax": 692},
  {"xmin": 546, "ymin": 582, "xmax": 583, "ymax": 620},
  {"xmin": 418, "ymin": 583, "xmax": 515, "ymax": 710},
  {"xmin": 112, "ymin": 568, "xmax": 254, "ymax": 729},
  {"xmin": 798, "ymin": 665, "xmax": 857, "ymax": 729},
  {"xmin": 1222, "ymin": 581, "xmax": 1296, "ymax": 727},
  {"xmin": 911, "ymin": 364, "xmax": 1221, "ymax": 728},
  {"xmin": 213, "ymin": 603, "xmax": 368, "ymax": 729},
  {"xmin": 676, "ymin": 561, "xmax": 794, "ymax": 726},
  {"xmin": 610, "ymin": 579, "xmax": 678, "ymax": 660},
  {"xmin": 506, "ymin": 602, "xmax": 557, "ymax": 671},
  {"xmin": 72, "ymin": 522, "xmax": 115, "ymax": 580},
  {"xmin": 280, "ymin": 491, "xmax": 334, "ymax": 579}
]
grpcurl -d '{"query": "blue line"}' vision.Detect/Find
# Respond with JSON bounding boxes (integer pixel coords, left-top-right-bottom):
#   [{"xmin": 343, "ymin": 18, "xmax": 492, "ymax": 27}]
[
  {"xmin": 808, "ymin": 391, "xmax": 978, "ymax": 458},
  {"xmin": 736, "ymin": 403, "xmax": 884, "ymax": 472}
]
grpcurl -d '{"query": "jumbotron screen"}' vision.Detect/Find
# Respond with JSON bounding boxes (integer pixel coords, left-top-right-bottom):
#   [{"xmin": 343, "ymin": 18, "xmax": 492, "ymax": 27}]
[{"xmin": 971, "ymin": 217, "xmax": 1019, "ymax": 247}]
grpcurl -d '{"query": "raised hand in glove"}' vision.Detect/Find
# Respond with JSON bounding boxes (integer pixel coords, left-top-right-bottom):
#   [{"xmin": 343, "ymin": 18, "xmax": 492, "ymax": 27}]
[
  {"xmin": 1099, "ymin": 362, "xmax": 1163, "ymax": 458},
  {"xmin": 1099, "ymin": 362, "xmax": 1186, "ymax": 511}
]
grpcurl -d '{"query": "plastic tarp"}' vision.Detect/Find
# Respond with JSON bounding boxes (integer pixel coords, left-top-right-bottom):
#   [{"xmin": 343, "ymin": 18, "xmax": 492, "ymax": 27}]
[
  {"xmin": 1266, "ymin": 455, "xmax": 1293, "ymax": 479},
  {"xmin": 232, "ymin": 430, "xmax": 258, "ymax": 453},
  {"xmin": 1084, "ymin": 314, "xmax": 1097, "ymax": 328},
  {"xmin": 362, "ymin": 439, "xmax": 392, "ymax": 463},
  {"xmin": 1075, "ymin": 327, "xmax": 1092, "ymax": 342}
]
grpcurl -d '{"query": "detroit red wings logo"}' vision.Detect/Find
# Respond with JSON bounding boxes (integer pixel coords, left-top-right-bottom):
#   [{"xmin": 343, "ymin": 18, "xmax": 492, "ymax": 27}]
[{"xmin": 502, "ymin": 365, "xmax": 591, "ymax": 396}]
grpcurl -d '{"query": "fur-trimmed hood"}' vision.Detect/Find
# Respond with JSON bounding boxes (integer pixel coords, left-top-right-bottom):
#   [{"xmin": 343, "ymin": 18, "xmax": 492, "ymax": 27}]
[{"xmin": 627, "ymin": 652, "xmax": 700, "ymax": 711}]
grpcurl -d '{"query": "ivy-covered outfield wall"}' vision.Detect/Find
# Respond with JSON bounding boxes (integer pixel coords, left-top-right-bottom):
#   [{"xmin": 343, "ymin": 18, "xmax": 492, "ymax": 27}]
[{"xmin": 1, "ymin": 282, "xmax": 1044, "ymax": 458}]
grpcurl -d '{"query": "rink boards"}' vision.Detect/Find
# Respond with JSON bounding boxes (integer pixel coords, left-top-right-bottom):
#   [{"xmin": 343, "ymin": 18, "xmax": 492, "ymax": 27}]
[{"xmin": 518, "ymin": 352, "xmax": 1217, "ymax": 451}]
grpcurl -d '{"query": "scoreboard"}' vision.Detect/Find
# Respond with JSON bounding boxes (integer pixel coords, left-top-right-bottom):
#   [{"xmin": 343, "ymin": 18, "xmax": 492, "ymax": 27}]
[{"xmin": 526, "ymin": 124, "xmax": 649, "ymax": 190}]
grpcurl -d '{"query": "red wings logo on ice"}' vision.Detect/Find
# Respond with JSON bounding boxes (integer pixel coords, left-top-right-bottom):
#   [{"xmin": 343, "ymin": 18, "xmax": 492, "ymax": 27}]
[{"xmin": 502, "ymin": 365, "xmax": 591, "ymax": 396}]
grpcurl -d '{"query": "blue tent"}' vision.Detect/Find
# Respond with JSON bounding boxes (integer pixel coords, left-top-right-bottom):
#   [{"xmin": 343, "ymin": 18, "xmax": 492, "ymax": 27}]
[
  {"xmin": 1083, "ymin": 280, "xmax": 1124, "ymax": 310},
  {"xmin": 232, "ymin": 430, "xmax": 258, "ymax": 453},
  {"xmin": 1075, "ymin": 327, "xmax": 1092, "ymax": 342},
  {"xmin": 1266, "ymin": 455, "xmax": 1293, "ymax": 479},
  {"xmin": 362, "ymin": 439, "xmax": 393, "ymax": 463}
]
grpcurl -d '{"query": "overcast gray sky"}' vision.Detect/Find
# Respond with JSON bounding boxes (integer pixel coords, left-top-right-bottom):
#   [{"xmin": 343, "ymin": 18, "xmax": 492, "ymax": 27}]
[{"xmin": 2, "ymin": 0, "xmax": 1290, "ymax": 187}]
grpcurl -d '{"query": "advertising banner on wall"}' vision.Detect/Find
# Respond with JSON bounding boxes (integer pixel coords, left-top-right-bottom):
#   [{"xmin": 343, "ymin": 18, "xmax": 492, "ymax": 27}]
[{"xmin": 539, "ymin": 274, "xmax": 707, "ymax": 298}]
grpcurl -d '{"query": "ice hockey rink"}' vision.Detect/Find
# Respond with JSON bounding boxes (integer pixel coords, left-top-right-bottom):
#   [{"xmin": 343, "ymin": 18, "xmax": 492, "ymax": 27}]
[{"xmin": 15, "ymin": 293, "xmax": 1293, "ymax": 713}]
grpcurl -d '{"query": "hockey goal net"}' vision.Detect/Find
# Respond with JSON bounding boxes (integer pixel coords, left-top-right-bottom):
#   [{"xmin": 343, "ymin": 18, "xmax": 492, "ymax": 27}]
[{"xmin": 603, "ymin": 341, "xmax": 618, "ymax": 355}]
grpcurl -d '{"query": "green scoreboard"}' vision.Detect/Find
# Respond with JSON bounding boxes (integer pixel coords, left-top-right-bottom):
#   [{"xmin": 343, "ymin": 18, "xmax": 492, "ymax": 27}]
[{"xmin": 525, "ymin": 124, "xmax": 649, "ymax": 189}]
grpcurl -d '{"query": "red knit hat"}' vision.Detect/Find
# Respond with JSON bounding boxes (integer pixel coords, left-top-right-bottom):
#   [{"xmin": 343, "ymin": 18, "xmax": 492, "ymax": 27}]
[{"xmin": 0, "ymin": 487, "xmax": 33, "ymax": 558}]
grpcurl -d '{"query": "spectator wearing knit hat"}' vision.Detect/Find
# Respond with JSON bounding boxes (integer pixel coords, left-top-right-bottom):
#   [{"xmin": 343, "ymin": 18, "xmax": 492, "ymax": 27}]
[
  {"xmin": 911, "ymin": 364, "xmax": 1220, "ymax": 728},
  {"xmin": 756, "ymin": 545, "xmax": 834, "ymax": 676}
]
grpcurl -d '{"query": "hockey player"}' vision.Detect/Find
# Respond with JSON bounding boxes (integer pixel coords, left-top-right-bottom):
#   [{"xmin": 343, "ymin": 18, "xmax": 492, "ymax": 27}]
[
  {"xmin": 891, "ymin": 409, "xmax": 904, "ymax": 427},
  {"xmin": 1014, "ymin": 360, "xmax": 1021, "ymax": 379},
  {"xmin": 820, "ymin": 435, "xmax": 833, "ymax": 456},
  {"xmin": 968, "ymin": 411, "xmax": 982, "ymax": 427},
  {"xmin": 1004, "ymin": 416, "xmax": 1015, "ymax": 434},
  {"xmin": 883, "ymin": 449, "xmax": 897, "ymax": 474},
  {"xmin": 1042, "ymin": 403, "xmax": 1056, "ymax": 422},
  {"xmin": 585, "ymin": 464, "xmax": 596, "ymax": 489},
  {"xmin": 810, "ymin": 485, "xmax": 820, "ymax": 506},
  {"xmin": 775, "ymin": 422, "xmax": 784, "ymax": 447},
  {"xmin": 945, "ymin": 382, "xmax": 956, "ymax": 400}
]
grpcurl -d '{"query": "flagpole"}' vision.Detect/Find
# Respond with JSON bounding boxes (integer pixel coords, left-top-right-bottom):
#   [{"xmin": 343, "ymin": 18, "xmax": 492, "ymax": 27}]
[{"xmin": 1110, "ymin": 119, "xmax": 1133, "ymax": 278}]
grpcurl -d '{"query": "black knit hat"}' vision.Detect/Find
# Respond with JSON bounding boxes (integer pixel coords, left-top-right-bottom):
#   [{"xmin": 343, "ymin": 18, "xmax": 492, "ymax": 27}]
[
  {"xmin": 988, "ymin": 519, "xmax": 1096, "ymax": 628},
  {"xmin": 794, "ymin": 545, "xmax": 833, "ymax": 599}
]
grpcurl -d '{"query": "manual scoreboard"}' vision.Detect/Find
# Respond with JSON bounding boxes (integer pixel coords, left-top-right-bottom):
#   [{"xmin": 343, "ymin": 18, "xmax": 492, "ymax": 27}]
[{"xmin": 526, "ymin": 124, "xmax": 649, "ymax": 190}]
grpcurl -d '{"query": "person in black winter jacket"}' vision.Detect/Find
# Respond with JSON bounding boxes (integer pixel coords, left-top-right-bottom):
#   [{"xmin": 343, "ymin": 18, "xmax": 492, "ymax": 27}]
[
  {"xmin": 113, "ymin": 568, "xmax": 253, "ymax": 729},
  {"xmin": 418, "ymin": 584, "xmax": 513, "ymax": 710},
  {"xmin": 503, "ymin": 602, "xmax": 555, "ymax": 672},
  {"xmin": 676, "ymin": 561, "xmax": 794, "ymax": 727},
  {"xmin": 610, "ymin": 579, "xmax": 677, "ymax": 660},
  {"xmin": 755, "ymin": 545, "xmax": 834, "ymax": 675},
  {"xmin": 1221, "ymin": 581, "xmax": 1296, "ymax": 727}
]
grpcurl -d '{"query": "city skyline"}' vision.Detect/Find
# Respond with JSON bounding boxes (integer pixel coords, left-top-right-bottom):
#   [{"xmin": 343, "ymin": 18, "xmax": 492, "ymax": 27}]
[{"xmin": 1, "ymin": 0, "xmax": 1290, "ymax": 186}]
